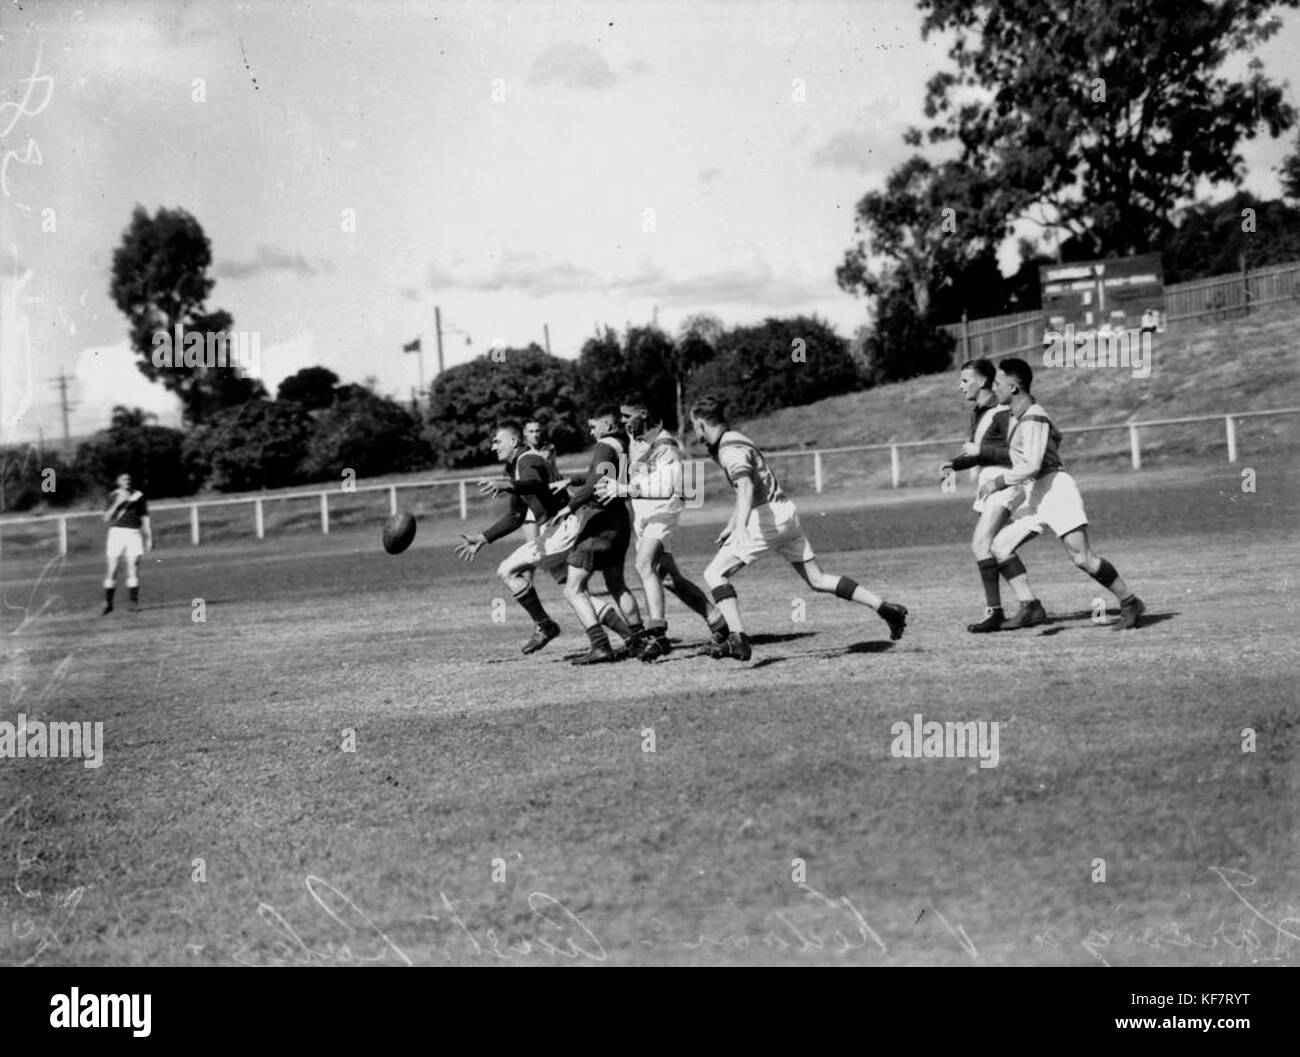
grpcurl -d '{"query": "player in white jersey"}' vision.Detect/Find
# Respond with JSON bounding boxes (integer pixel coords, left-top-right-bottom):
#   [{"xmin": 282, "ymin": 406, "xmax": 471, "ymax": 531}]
[
  {"xmin": 979, "ymin": 358, "xmax": 1146, "ymax": 630},
  {"xmin": 594, "ymin": 398, "xmax": 730, "ymax": 661},
  {"xmin": 940, "ymin": 358, "xmax": 1043, "ymax": 632},
  {"xmin": 689, "ymin": 395, "xmax": 908, "ymax": 661},
  {"xmin": 102, "ymin": 472, "xmax": 153, "ymax": 614}
]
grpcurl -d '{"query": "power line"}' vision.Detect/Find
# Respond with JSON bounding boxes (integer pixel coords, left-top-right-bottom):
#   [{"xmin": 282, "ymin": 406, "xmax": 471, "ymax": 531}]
[{"xmin": 51, "ymin": 370, "xmax": 76, "ymax": 459}]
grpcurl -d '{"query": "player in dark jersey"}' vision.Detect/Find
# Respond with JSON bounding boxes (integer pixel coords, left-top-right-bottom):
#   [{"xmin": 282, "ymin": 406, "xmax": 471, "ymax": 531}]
[
  {"xmin": 545, "ymin": 407, "xmax": 647, "ymax": 664},
  {"xmin": 940, "ymin": 358, "xmax": 1042, "ymax": 632},
  {"xmin": 102, "ymin": 472, "xmax": 152, "ymax": 614},
  {"xmin": 522, "ymin": 419, "xmax": 560, "ymax": 543},
  {"xmin": 690, "ymin": 396, "xmax": 908, "ymax": 661},
  {"xmin": 456, "ymin": 421, "xmax": 573, "ymax": 654}
]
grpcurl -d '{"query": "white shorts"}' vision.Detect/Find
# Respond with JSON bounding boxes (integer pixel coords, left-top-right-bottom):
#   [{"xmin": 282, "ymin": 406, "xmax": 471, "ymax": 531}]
[
  {"xmin": 106, "ymin": 526, "xmax": 144, "ymax": 563},
  {"xmin": 718, "ymin": 499, "xmax": 815, "ymax": 567},
  {"xmin": 633, "ymin": 507, "xmax": 680, "ymax": 547},
  {"xmin": 1011, "ymin": 471, "xmax": 1089, "ymax": 537},
  {"xmin": 498, "ymin": 511, "xmax": 585, "ymax": 578},
  {"xmin": 973, "ymin": 466, "xmax": 1027, "ymax": 515}
]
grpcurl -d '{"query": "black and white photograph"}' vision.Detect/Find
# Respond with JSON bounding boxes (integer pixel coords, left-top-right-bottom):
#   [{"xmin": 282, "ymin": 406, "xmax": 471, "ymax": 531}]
[{"xmin": 2, "ymin": 0, "xmax": 1297, "ymax": 997}]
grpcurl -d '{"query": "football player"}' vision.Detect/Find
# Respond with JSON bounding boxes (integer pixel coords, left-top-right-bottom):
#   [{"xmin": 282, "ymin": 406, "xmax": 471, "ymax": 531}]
[
  {"xmin": 940, "ymin": 358, "xmax": 1043, "ymax": 632},
  {"xmin": 594, "ymin": 397, "xmax": 730, "ymax": 661},
  {"xmin": 102, "ymin": 472, "xmax": 153, "ymax": 614},
  {"xmin": 455, "ymin": 421, "xmax": 573, "ymax": 654},
  {"xmin": 690, "ymin": 396, "xmax": 908, "ymax": 661},
  {"xmin": 545, "ymin": 407, "xmax": 647, "ymax": 664},
  {"xmin": 981, "ymin": 358, "xmax": 1146, "ymax": 630},
  {"xmin": 521, "ymin": 419, "xmax": 559, "ymax": 543}
]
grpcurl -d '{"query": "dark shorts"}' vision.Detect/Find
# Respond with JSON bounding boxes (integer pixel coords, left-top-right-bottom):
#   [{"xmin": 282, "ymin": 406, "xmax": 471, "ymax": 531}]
[{"xmin": 568, "ymin": 521, "xmax": 631, "ymax": 572}]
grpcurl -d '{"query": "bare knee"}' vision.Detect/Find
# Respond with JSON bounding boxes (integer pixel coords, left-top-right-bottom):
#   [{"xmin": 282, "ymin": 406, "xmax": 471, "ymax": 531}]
[
  {"xmin": 809, "ymin": 571, "xmax": 838, "ymax": 593},
  {"xmin": 1067, "ymin": 547, "xmax": 1093, "ymax": 571}
]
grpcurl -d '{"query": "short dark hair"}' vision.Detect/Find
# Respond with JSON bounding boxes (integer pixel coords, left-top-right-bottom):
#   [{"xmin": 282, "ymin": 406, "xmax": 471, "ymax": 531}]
[
  {"xmin": 619, "ymin": 395, "xmax": 649, "ymax": 416},
  {"xmin": 961, "ymin": 358, "xmax": 996, "ymax": 387},
  {"xmin": 688, "ymin": 395, "xmax": 728, "ymax": 426},
  {"xmin": 496, "ymin": 420, "xmax": 523, "ymax": 440},
  {"xmin": 997, "ymin": 358, "xmax": 1033, "ymax": 392},
  {"xmin": 588, "ymin": 405, "xmax": 622, "ymax": 424}
]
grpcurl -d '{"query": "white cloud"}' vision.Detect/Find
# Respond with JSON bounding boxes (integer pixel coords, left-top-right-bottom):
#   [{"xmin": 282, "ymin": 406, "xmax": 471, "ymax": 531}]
[
  {"xmin": 256, "ymin": 330, "xmax": 320, "ymax": 394},
  {"xmin": 72, "ymin": 342, "xmax": 183, "ymax": 435}
]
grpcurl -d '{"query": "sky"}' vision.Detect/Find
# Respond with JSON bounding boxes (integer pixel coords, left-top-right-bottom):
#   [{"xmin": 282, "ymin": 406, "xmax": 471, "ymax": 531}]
[{"xmin": 2, "ymin": 0, "xmax": 1298, "ymax": 446}]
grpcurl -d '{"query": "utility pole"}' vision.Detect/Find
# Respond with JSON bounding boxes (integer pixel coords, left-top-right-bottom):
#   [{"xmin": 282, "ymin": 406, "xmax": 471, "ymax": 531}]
[
  {"xmin": 543, "ymin": 323, "xmax": 551, "ymax": 355},
  {"xmin": 434, "ymin": 305, "xmax": 446, "ymax": 376},
  {"xmin": 52, "ymin": 370, "xmax": 73, "ymax": 458}
]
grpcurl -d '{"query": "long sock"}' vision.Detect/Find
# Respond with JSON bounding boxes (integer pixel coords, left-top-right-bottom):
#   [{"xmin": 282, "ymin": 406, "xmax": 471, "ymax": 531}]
[
  {"xmin": 599, "ymin": 602, "xmax": 632, "ymax": 640},
  {"xmin": 585, "ymin": 625, "xmax": 611, "ymax": 651},
  {"xmin": 998, "ymin": 555, "xmax": 1036, "ymax": 603},
  {"xmin": 663, "ymin": 561, "xmax": 714, "ymax": 620},
  {"xmin": 711, "ymin": 583, "xmax": 743, "ymax": 634},
  {"xmin": 833, "ymin": 575, "xmax": 882, "ymax": 610},
  {"xmin": 514, "ymin": 586, "xmax": 550, "ymax": 624},
  {"xmin": 976, "ymin": 558, "xmax": 1001, "ymax": 609},
  {"xmin": 104, "ymin": 587, "xmax": 115, "ymax": 608},
  {"xmin": 1090, "ymin": 557, "xmax": 1132, "ymax": 601},
  {"xmin": 129, "ymin": 586, "xmax": 139, "ymax": 604}
]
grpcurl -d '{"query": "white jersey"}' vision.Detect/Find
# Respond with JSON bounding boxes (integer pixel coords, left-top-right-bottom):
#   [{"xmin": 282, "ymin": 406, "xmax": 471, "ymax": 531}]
[{"xmin": 627, "ymin": 431, "xmax": 685, "ymax": 521}]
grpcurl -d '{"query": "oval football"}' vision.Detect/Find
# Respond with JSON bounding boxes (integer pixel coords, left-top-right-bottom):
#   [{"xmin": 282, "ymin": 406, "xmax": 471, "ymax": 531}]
[{"xmin": 382, "ymin": 512, "xmax": 417, "ymax": 554}]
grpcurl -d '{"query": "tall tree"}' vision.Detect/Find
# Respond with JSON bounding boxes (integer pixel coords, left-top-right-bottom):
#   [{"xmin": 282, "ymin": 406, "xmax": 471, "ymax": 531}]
[
  {"xmin": 182, "ymin": 399, "xmax": 312, "ymax": 492},
  {"xmin": 277, "ymin": 366, "xmax": 341, "ymax": 410},
  {"xmin": 1163, "ymin": 192, "xmax": 1300, "ymax": 282},
  {"xmin": 670, "ymin": 313, "xmax": 724, "ymax": 431},
  {"xmin": 689, "ymin": 316, "xmax": 859, "ymax": 419},
  {"xmin": 838, "ymin": 157, "xmax": 1012, "ymax": 319},
  {"xmin": 300, "ymin": 389, "xmax": 431, "ymax": 480},
  {"xmin": 423, "ymin": 346, "xmax": 585, "ymax": 468},
  {"xmin": 109, "ymin": 205, "xmax": 264, "ymax": 424},
  {"xmin": 75, "ymin": 406, "xmax": 197, "ymax": 499},
  {"xmin": 913, "ymin": 0, "xmax": 1298, "ymax": 257},
  {"xmin": 1280, "ymin": 129, "xmax": 1300, "ymax": 202}
]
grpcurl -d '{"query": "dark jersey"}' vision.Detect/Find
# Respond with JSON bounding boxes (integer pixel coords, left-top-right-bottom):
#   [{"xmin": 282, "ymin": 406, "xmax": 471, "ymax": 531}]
[
  {"xmin": 568, "ymin": 433, "xmax": 631, "ymax": 532},
  {"xmin": 106, "ymin": 490, "xmax": 149, "ymax": 530},
  {"xmin": 950, "ymin": 403, "xmax": 1012, "ymax": 471},
  {"xmin": 482, "ymin": 450, "xmax": 566, "ymax": 543}
]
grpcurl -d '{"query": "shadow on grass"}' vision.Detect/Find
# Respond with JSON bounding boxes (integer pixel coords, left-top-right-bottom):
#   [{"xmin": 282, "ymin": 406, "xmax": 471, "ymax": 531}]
[
  {"xmin": 1044, "ymin": 607, "xmax": 1178, "ymax": 633},
  {"xmin": 844, "ymin": 640, "xmax": 898, "ymax": 653},
  {"xmin": 137, "ymin": 598, "xmax": 241, "ymax": 611},
  {"xmin": 747, "ymin": 631, "xmax": 818, "ymax": 645}
]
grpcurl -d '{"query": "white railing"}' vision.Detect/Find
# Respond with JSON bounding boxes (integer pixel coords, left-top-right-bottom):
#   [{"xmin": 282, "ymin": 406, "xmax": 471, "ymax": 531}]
[{"xmin": 3, "ymin": 406, "xmax": 1297, "ymax": 555}]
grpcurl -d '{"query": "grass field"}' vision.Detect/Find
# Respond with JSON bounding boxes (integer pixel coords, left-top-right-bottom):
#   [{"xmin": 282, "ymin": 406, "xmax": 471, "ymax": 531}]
[{"xmin": 2, "ymin": 457, "xmax": 1297, "ymax": 966}]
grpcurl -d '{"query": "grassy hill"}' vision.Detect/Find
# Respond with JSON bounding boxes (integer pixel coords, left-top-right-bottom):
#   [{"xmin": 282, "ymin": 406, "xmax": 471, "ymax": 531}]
[{"xmin": 723, "ymin": 301, "xmax": 1300, "ymax": 495}]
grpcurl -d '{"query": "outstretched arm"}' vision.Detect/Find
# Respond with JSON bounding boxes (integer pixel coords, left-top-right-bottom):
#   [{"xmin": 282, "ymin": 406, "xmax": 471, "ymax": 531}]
[{"xmin": 717, "ymin": 476, "xmax": 753, "ymax": 546}]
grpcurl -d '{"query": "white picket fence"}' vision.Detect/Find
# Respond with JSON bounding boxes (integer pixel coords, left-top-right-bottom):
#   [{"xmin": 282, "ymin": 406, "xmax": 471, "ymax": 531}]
[{"xmin": 2, "ymin": 406, "xmax": 1296, "ymax": 556}]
